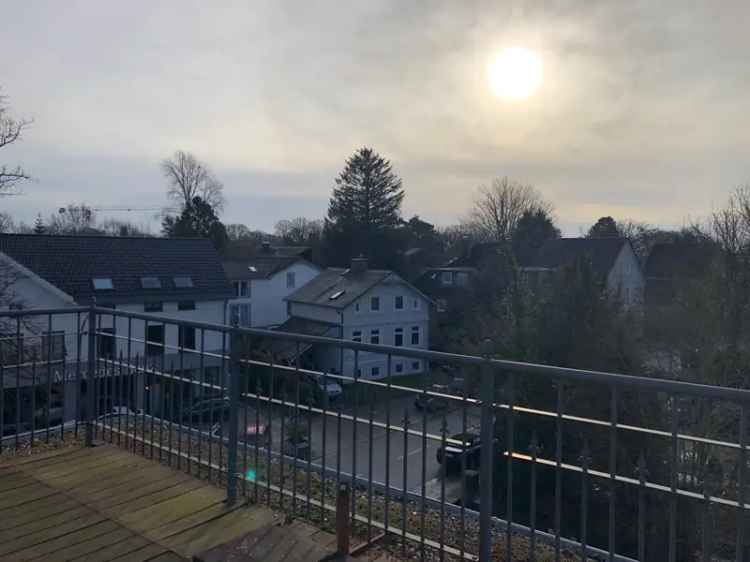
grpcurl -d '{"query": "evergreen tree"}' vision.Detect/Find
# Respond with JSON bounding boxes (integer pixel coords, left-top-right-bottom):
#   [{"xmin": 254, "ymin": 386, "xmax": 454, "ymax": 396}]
[
  {"xmin": 33, "ymin": 214, "xmax": 45, "ymax": 234},
  {"xmin": 162, "ymin": 196, "xmax": 228, "ymax": 250},
  {"xmin": 323, "ymin": 147, "xmax": 404, "ymax": 267},
  {"xmin": 587, "ymin": 216, "xmax": 619, "ymax": 238},
  {"xmin": 511, "ymin": 209, "xmax": 560, "ymax": 264}
]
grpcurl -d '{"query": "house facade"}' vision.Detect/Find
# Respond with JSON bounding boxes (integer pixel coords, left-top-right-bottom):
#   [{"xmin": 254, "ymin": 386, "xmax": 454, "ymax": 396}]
[
  {"xmin": 0, "ymin": 234, "xmax": 234, "ymax": 422},
  {"xmin": 284, "ymin": 257, "xmax": 431, "ymax": 380},
  {"xmin": 222, "ymin": 242, "xmax": 320, "ymax": 328}
]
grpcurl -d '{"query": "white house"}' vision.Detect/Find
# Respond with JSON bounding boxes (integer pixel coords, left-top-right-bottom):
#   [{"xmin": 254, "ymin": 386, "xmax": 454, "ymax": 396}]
[
  {"xmin": 520, "ymin": 237, "xmax": 645, "ymax": 306},
  {"xmin": 0, "ymin": 234, "xmax": 234, "ymax": 421},
  {"xmin": 222, "ymin": 242, "xmax": 320, "ymax": 328},
  {"xmin": 283, "ymin": 257, "xmax": 432, "ymax": 380}
]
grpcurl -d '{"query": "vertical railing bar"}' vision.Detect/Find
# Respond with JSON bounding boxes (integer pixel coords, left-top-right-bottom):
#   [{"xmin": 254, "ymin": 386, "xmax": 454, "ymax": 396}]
[
  {"xmin": 198, "ymin": 328, "xmax": 205, "ymax": 479},
  {"xmin": 177, "ymin": 333, "xmax": 185, "ymax": 471},
  {"xmin": 45, "ymin": 313, "xmax": 52, "ymax": 444},
  {"xmin": 439, "ymin": 415, "xmax": 448, "ymax": 562},
  {"xmin": 207, "ymin": 332, "xmax": 217, "ymax": 477},
  {"xmin": 554, "ymin": 382, "xmax": 563, "ymax": 562},
  {"xmin": 149, "ymin": 354, "xmax": 156, "ymax": 460},
  {"xmin": 30, "ymin": 352, "xmax": 36, "ymax": 447},
  {"xmin": 279, "ymin": 364, "xmax": 287, "ymax": 513},
  {"xmin": 0, "ymin": 342, "xmax": 4, "ymax": 454},
  {"xmin": 305, "ymin": 386, "xmax": 313, "ymax": 521},
  {"xmin": 636, "ymin": 452, "xmax": 647, "ymax": 562},
  {"xmin": 505, "ymin": 372, "xmax": 515, "ymax": 562},
  {"xmin": 669, "ymin": 393, "xmax": 678, "ymax": 562},
  {"xmin": 15, "ymin": 317, "xmax": 21, "ymax": 451},
  {"xmin": 94, "ymin": 311, "xmax": 102, "ymax": 441},
  {"xmin": 459, "ymin": 368, "xmax": 468, "ymax": 561},
  {"xmin": 59, "ymin": 315, "xmax": 66, "ymax": 443},
  {"xmin": 320, "ymin": 366, "xmax": 328, "ymax": 523},
  {"xmin": 226, "ymin": 326, "xmax": 240, "ymax": 505},
  {"xmin": 110, "ymin": 309, "xmax": 116, "ymax": 444},
  {"xmin": 117, "ymin": 350, "xmax": 123, "ymax": 446},
  {"xmin": 254, "ymin": 373, "xmax": 261, "ymax": 504},
  {"xmin": 402, "ymin": 409, "xmax": 410, "ymax": 560},
  {"xmin": 75, "ymin": 311, "xmax": 82, "ymax": 439},
  {"xmin": 157, "ymin": 332, "xmax": 164, "ymax": 464},
  {"xmin": 168, "ymin": 360, "xmax": 175, "ymax": 467},
  {"xmin": 479, "ymin": 340, "xmax": 495, "ymax": 562},
  {"xmin": 420, "ymin": 362, "xmax": 428, "ymax": 561},
  {"xmin": 367, "ymin": 384, "xmax": 375, "ymax": 544},
  {"xmin": 267, "ymin": 356, "xmax": 274, "ymax": 506},
  {"xmin": 293, "ymin": 341, "xmax": 301, "ymax": 515},
  {"xmin": 185, "ymin": 332, "xmax": 192, "ymax": 475},
  {"xmin": 529, "ymin": 433, "xmax": 539, "ymax": 562},
  {"xmin": 580, "ymin": 441, "xmax": 590, "ymax": 562},
  {"xmin": 352, "ymin": 349, "xmax": 359, "ymax": 521},
  {"xmin": 738, "ymin": 404, "xmax": 747, "ymax": 562},
  {"xmin": 219, "ymin": 330, "xmax": 228, "ymax": 475},
  {"xmin": 336, "ymin": 405, "xmax": 342, "ymax": 497},
  {"xmin": 242, "ymin": 368, "xmax": 249, "ymax": 498},
  {"xmin": 384, "ymin": 354, "xmax": 392, "ymax": 533},
  {"xmin": 702, "ymin": 479, "xmax": 711, "ymax": 562},
  {"xmin": 608, "ymin": 385, "xmax": 618, "ymax": 561},
  {"xmin": 125, "ymin": 317, "xmax": 132, "ymax": 451}
]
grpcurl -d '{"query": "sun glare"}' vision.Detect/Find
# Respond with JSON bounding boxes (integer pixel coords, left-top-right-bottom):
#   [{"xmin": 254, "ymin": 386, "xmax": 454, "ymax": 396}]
[{"xmin": 488, "ymin": 47, "xmax": 543, "ymax": 100}]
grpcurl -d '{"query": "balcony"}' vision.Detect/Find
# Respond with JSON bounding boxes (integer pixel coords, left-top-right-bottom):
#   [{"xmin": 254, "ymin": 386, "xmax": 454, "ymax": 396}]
[{"xmin": 1, "ymin": 305, "xmax": 749, "ymax": 561}]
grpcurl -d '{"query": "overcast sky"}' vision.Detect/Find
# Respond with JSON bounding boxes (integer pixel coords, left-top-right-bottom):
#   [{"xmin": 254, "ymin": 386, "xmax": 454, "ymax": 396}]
[{"xmin": 1, "ymin": 1, "xmax": 748, "ymax": 235}]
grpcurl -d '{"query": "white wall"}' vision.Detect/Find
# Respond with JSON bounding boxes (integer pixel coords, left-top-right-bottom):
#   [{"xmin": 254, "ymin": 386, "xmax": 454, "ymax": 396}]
[
  {"xmin": 288, "ymin": 302, "xmax": 342, "ymax": 325},
  {"xmin": 607, "ymin": 244, "xmax": 645, "ymax": 307}
]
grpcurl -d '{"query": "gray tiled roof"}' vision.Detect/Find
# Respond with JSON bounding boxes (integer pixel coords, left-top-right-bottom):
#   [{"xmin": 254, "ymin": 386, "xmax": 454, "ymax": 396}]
[
  {"xmin": 0, "ymin": 234, "xmax": 233, "ymax": 304},
  {"xmin": 285, "ymin": 268, "xmax": 392, "ymax": 309},
  {"xmin": 520, "ymin": 237, "xmax": 627, "ymax": 275},
  {"xmin": 223, "ymin": 256, "xmax": 302, "ymax": 281}
]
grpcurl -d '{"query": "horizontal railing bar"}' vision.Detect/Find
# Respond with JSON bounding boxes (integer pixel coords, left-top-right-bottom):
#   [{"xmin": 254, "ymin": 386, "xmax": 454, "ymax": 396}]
[{"xmin": 0, "ymin": 306, "xmax": 89, "ymax": 318}]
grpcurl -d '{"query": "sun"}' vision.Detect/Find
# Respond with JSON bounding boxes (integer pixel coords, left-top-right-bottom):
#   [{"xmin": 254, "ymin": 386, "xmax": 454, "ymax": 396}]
[{"xmin": 488, "ymin": 47, "xmax": 543, "ymax": 100}]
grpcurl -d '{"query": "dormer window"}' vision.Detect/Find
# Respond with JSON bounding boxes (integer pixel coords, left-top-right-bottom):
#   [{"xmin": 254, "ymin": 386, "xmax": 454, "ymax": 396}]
[
  {"xmin": 92, "ymin": 278, "xmax": 114, "ymax": 291},
  {"xmin": 140, "ymin": 276, "xmax": 161, "ymax": 289},
  {"xmin": 173, "ymin": 276, "xmax": 193, "ymax": 288}
]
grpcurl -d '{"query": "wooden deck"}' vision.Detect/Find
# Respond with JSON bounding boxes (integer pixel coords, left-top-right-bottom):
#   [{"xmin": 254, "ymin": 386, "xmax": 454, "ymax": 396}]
[{"xmin": 0, "ymin": 444, "xmax": 342, "ymax": 562}]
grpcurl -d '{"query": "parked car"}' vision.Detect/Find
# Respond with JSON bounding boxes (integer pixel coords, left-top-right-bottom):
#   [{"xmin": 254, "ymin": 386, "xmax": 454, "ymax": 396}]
[
  {"xmin": 97, "ymin": 405, "xmax": 142, "ymax": 420},
  {"xmin": 313, "ymin": 375, "xmax": 343, "ymax": 401},
  {"xmin": 415, "ymin": 385, "xmax": 451, "ymax": 413},
  {"xmin": 183, "ymin": 397, "xmax": 230, "ymax": 424},
  {"xmin": 436, "ymin": 432, "xmax": 482, "ymax": 473},
  {"xmin": 210, "ymin": 421, "xmax": 270, "ymax": 446}
]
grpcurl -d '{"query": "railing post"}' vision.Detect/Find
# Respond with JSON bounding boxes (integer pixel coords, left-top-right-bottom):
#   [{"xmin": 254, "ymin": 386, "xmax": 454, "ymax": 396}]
[
  {"xmin": 336, "ymin": 483, "xmax": 351, "ymax": 556},
  {"xmin": 479, "ymin": 338, "xmax": 495, "ymax": 562},
  {"xmin": 85, "ymin": 302, "xmax": 97, "ymax": 447},
  {"xmin": 225, "ymin": 324, "xmax": 241, "ymax": 504}
]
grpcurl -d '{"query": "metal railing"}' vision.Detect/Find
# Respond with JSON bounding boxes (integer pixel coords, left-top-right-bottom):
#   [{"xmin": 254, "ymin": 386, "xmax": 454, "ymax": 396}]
[{"xmin": 2, "ymin": 304, "xmax": 749, "ymax": 561}]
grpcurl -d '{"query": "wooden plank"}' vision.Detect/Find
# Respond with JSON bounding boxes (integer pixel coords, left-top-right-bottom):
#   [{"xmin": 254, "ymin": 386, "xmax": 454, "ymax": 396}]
[
  {"xmin": 0, "ymin": 445, "xmax": 87, "ymax": 468},
  {"xmin": 0, "ymin": 511, "xmax": 106, "ymax": 557},
  {"xmin": 148, "ymin": 554, "xmax": 188, "ymax": 562},
  {"xmin": 120, "ymin": 486, "xmax": 224, "ymax": 531},
  {"xmin": 104, "ymin": 479, "xmax": 205, "ymax": 518},
  {"xmin": 0, "ymin": 482, "xmax": 58, "ymax": 509},
  {"xmin": 64, "ymin": 459, "xmax": 172, "ymax": 495},
  {"xmin": 27, "ymin": 448, "xmax": 132, "ymax": 480},
  {"xmin": 0, "ymin": 504, "xmax": 92, "ymax": 542},
  {"xmin": 165, "ymin": 506, "xmax": 278, "ymax": 558},
  {"xmin": 8, "ymin": 520, "xmax": 119, "ymax": 562},
  {"xmin": 85, "ymin": 470, "xmax": 195, "ymax": 511},
  {"xmin": 0, "ymin": 471, "xmax": 36, "ymax": 493},
  {"xmin": 0, "ymin": 494, "xmax": 79, "ymax": 530},
  {"xmin": 47, "ymin": 526, "xmax": 134, "ymax": 561},
  {"xmin": 149, "ymin": 502, "xmax": 243, "ymax": 541},
  {"xmin": 68, "ymin": 534, "xmax": 151, "ymax": 562},
  {"xmin": 107, "ymin": 542, "xmax": 170, "ymax": 562},
  {"xmin": 36, "ymin": 453, "xmax": 152, "ymax": 491}
]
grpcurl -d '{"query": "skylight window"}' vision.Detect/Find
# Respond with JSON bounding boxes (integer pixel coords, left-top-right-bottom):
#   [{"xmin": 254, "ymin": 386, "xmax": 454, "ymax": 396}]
[
  {"xmin": 140, "ymin": 276, "xmax": 161, "ymax": 289},
  {"xmin": 173, "ymin": 276, "xmax": 194, "ymax": 288},
  {"xmin": 329, "ymin": 290, "xmax": 345, "ymax": 300},
  {"xmin": 92, "ymin": 278, "xmax": 114, "ymax": 291},
  {"xmin": 248, "ymin": 265, "xmax": 258, "ymax": 272}
]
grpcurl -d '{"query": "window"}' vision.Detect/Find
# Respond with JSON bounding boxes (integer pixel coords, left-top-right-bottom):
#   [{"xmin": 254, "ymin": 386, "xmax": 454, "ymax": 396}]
[
  {"xmin": 230, "ymin": 304, "xmax": 251, "ymax": 325},
  {"xmin": 173, "ymin": 276, "xmax": 193, "ymax": 289},
  {"xmin": 456, "ymin": 272, "xmax": 469, "ymax": 287},
  {"xmin": 233, "ymin": 281, "xmax": 249, "ymax": 298},
  {"xmin": 354, "ymin": 302, "xmax": 360, "ymax": 313},
  {"xmin": 395, "ymin": 363, "xmax": 403, "ymax": 373},
  {"xmin": 144, "ymin": 302, "xmax": 163, "ymax": 312},
  {"xmin": 92, "ymin": 278, "xmax": 114, "ymax": 291},
  {"xmin": 140, "ymin": 276, "xmax": 161, "ymax": 289},
  {"xmin": 413, "ymin": 298, "xmax": 420, "ymax": 310},
  {"xmin": 98, "ymin": 328, "xmax": 114, "ymax": 359},
  {"xmin": 370, "ymin": 296, "xmax": 380, "ymax": 311},
  {"xmin": 440, "ymin": 271, "xmax": 453, "ymax": 286},
  {"xmin": 352, "ymin": 330, "xmax": 362, "ymax": 343},
  {"xmin": 286, "ymin": 271, "xmax": 296, "ymax": 289},
  {"xmin": 179, "ymin": 326, "xmax": 196, "ymax": 350},
  {"xmin": 394, "ymin": 295, "xmax": 404, "ymax": 310},
  {"xmin": 178, "ymin": 300, "xmax": 196, "ymax": 311},
  {"xmin": 41, "ymin": 331, "xmax": 65, "ymax": 361},
  {"xmin": 239, "ymin": 304, "xmax": 251, "ymax": 326},
  {"xmin": 146, "ymin": 324, "xmax": 164, "ymax": 357},
  {"xmin": 394, "ymin": 327, "xmax": 403, "ymax": 347},
  {"xmin": 371, "ymin": 366, "xmax": 380, "ymax": 378},
  {"xmin": 411, "ymin": 326, "xmax": 420, "ymax": 345},
  {"xmin": 370, "ymin": 329, "xmax": 380, "ymax": 344},
  {"xmin": 412, "ymin": 360, "xmax": 421, "ymax": 371}
]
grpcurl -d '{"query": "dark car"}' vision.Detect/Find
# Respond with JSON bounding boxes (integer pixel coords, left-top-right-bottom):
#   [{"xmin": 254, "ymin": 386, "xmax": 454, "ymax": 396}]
[
  {"xmin": 414, "ymin": 385, "xmax": 451, "ymax": 413},
  {"xmin": 183, "ymin": 397, "xmax": 230, "ymax": 424},
  {"xmin": 436, "ymin": 432, "xmax": 482, "ymax": 473}
]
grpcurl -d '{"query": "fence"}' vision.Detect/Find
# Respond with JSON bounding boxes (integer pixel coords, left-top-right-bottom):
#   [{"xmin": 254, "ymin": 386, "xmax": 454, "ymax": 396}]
[{"xmin": 2, "ymin": 305, "xmax": 750, "ymax": 562}]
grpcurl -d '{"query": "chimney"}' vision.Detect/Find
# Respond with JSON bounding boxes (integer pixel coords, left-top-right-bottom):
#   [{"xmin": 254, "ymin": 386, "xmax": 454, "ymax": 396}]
[
  {"xmin": 350, "ymin": 256, "xmax": 368, "ymax": 274},
  {"xmin": 261, "ymin": 240, "xmax": 272, "ymax": 254}
]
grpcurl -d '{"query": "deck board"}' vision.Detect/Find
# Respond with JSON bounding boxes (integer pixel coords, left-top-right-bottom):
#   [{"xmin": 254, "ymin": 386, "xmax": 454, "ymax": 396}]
[{"xmin": 0, "ymin": 443, "xmax": 342, "ymax": 562}]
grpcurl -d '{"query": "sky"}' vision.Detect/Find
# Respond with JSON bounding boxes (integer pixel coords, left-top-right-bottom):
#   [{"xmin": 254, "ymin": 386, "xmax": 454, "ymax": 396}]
[{"xmin": 1, "ymin": 1, "xmax": 749, "ymax": 235}]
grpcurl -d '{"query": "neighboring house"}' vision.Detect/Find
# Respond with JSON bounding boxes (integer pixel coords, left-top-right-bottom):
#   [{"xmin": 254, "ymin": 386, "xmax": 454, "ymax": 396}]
[
  {"xmin": 283, "ymin": 257, "xmax": 432, "ymax": 380},
  {"xmin": 222, "ymin": 242, "xmax": 320, "ymax": 328},
  {"xmin": 0, "ymin": 234, "xmax": 234, "ymax": 420},
  {"xmin": 644, "ymin": 242, "xmax": 717, "ymax": 307},
  {"xmin": 520, "ymin": 237, "xmax": 645, "ymax": 306}
]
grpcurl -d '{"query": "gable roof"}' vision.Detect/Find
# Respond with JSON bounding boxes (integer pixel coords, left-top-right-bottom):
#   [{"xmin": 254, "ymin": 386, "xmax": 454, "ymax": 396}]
[
  {"xmin": 521, "ymin": 237, "xmax": 628, "ymax": 275},
  {"xmin": 448, "ymin": 242, "xmax": 507, "ymax": 268},
  {"xmin": 223, "ymin": 255, "xmax": 312, "ymax": 281},
  {"xmin": 285, "ymin": 268, "xmax": 392, "ymax": 309},
  {"xmin": 645, "ymin": 242, "xmax": 717, "ymax": 279},
  {"xmin": 0, "ymin": 234, "xmax": 233, "ymax": 304}
]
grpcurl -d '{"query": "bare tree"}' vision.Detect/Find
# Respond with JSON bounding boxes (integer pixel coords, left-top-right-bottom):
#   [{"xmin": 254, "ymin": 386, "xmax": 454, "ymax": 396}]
[
  {"xmin": 274, "ymin": 217, "xmax": 323, "ymax": 244},
  {"xmin": 161, "ymin": 150, "xmax": 225, "ymax": 214},
  {"xmin": 0, "ymin": 90, "xmax": 32, "ymax": 196},
  {"xmin": 47, "ymin": 204, "xmax": 99, "ymax": 234},
  {"xmin": 711, "ymin": 185, "xmax": 750, "ymax": 255},
  {"xmin": 464, "ymin": 177, "xmax": 553, "ymax": 242},
  {"xmin": 0, "ymin": 212, "xmax": 14, "ymax": 233}
]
